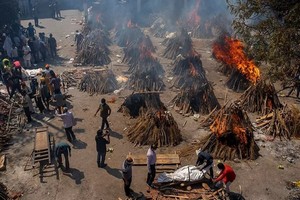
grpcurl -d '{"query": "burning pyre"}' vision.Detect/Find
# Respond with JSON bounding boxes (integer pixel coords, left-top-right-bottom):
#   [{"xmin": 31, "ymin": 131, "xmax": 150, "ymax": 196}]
[
  {"xmin": 212, "ymin": 33, "xmax": 261, "ymax": 91},
  {"xmin": 122, "ymin": 34, "xmax": 156, "ymax": 70},
  {"xmin": 75, "ymin": 29, "xmax": 111, "ymax": 66},
  {"xmin": 239, "ymin": 80, "xmax": 282, "ymax": 115},
  {"xmin": 126, "ymin": 107, "xmax": 182, "ymax": 147},
  {"xmin": 78, "ymin": 69, "xmax": 118, "ymax": 95},
  {"xmin": 183, "ymin": 102, "xmax": 260, "ymax": 160},
  {"xmin": 122, "ymin": 32, "xmax": 165, "ymax": 92},
  {"xmin": 170, "ymin": 54, "xmax": 220, "ymax": 115}
]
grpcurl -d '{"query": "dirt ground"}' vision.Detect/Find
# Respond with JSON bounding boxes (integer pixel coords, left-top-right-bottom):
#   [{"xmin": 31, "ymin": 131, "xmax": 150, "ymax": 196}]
[{"xmin": 1, "ymin": 10, "xmax": 300, "ymax": 200}]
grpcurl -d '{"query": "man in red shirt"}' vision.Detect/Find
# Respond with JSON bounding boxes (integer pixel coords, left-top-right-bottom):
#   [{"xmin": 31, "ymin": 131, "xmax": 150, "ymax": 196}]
[{"xmin": 213, "ymin": 163, "xmax": 236, "ymax": 192}]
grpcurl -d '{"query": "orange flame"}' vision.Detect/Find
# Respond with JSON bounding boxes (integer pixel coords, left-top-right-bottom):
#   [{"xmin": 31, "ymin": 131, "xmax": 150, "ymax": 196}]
[
  {"xmin": 188, "ymin": 0, "xmax": 201, "ymax": 26},
  {"xmin": 212, "ymin": 36, "xmax": 260, "ymax": 83},
  {"xmin": 189, "ymin": 63, "xmax": 198, "ymax": 76},
  {"xmin": 210, "ymin": 113, "xmax": 248, "ymax": 144}
]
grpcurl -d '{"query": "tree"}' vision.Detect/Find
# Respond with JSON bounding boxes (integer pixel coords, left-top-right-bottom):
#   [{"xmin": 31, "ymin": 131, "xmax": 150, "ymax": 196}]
[
  {"xmin": 226, "ymin": 0, "xmax": 300, "ymax": 81},
  {"xmin": 0, "ymin": 0, "xmax": 19, "ymax": 29}
]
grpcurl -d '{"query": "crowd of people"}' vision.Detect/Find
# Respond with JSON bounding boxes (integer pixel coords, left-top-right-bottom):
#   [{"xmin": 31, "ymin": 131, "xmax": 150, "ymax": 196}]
[{"xmin": 0, "ymin": 22, "xmax": 57, "ymax": 69}]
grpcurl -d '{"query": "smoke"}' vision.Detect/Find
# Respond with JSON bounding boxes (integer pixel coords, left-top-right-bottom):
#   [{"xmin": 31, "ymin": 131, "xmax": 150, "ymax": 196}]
[{"xmin": 85, "ymin": 0, "xmax": 232, "ymax": 32}]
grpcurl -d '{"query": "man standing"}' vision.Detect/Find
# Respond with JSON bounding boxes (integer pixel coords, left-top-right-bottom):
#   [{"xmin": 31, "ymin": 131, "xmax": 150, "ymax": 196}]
[
  {"xmin": 146, "ymin": 144, "xmax": 157, "ymax": 191},
  {"xmin": 56, "ymin": 107, "xmax": 77, "ymax": 143},
  {"xmin": 95, "ymin": 129, "xmax": 110, "ymax": 168},
  {"xmin": 213, "ymin": 163, "xmax": 236, "ymax": 193},
  {"xmin": 121, "ymin": 156, "xmax": 134, "ymax": 198},
  {"xmin": 195, "ymin": 149, "xmax": 214, "ymax": 178},
  {"xmin": 55, "ymin": 142, "xmax": 71, "ymax": 170},
  {"xmin": 21, "ymin": 90, "xmax": 32, "ymax": 123},
  {"xmin": 94, "ymin": 98, "xmax": 111, "ymax": 130},
  {"xmin": 48, "ymin": 33, "xmax": 57, "ymax": 58}
]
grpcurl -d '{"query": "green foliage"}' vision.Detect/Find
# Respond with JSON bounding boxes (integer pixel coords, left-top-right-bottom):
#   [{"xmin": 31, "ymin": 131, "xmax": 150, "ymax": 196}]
[
  {"xmin": 226, "ymin": 0, "xmax": 300, "ymax": 81},
  {"xmin": 0, "ymin": 0, "xmax": 19, "ymax": 29}
]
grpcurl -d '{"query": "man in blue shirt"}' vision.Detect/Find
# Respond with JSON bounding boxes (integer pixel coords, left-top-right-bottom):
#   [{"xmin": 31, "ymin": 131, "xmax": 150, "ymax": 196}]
[{"xmin": 55, "ymin": 142, "xmax": 71, "ymax": 170}]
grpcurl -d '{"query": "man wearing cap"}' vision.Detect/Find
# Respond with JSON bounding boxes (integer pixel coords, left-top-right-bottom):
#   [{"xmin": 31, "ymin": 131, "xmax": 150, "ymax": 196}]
[
  {"xmin": 195, "ymin": 149, "xmax": 214, "ymax": 178},
  {"xmin": 56, "ymin": 107, "xmax": 77, "ymax": 142},
  {"xmin": 146, "ymin": 144, "xmax": 157, "ymax": 191},
  {"xmin": 95, "ymin": 129, "xmax": 110, "ymax": 168},
  {"xmin": 121, "ymin": 156, "xmax": 133, "ymax": 198}
]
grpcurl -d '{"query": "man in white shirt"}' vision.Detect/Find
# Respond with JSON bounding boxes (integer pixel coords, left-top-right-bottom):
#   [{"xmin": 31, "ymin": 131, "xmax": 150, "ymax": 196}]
[
  {"xmin": 56, "ymin": 107, "xmax": 76, "ymax": 142},
  {"xmin": 146, "ymin": 144, "xmax": 157, "ymax": 191}
]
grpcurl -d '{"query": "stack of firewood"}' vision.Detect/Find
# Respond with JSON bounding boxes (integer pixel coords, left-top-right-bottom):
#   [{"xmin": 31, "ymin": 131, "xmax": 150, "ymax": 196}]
[
  {"xmin": 127, "ymin": 57, "xmax": 165, "ymax": 92},
  {"xmin": 170, "ymin": 54, "xmax": 220, "ymax": 115},
  {"xmin": 78, "ymin": 69, "xmax": 118, "ymax": 95},
  {"xmin": 181, "ymin": 102, "xmax": 260, "ymax": 160},
  {"xmin": 256, "ymin": 105, "xmax": 300, "ymax": 140},
  {"xmin": 149, "ymin": 17, "xmax": 168, "ymax": 38},
  {"xmin": 239, "ymin": 80, "xmax": 282, "ymax": 114},
  {"xmin": 60, "ymin": 69, "xmax": 88, "ymax": 89},
  {"xmin": 122, "ymin": 34, "xmax": 156, "ymax": 69},
  {"xmin": 126, "ymin": 109, "xmax": 182, "ymax": 147},
  {"xmin": 118, "ymin": 92, "xmax": 165, "ymax": 118},
  {"xmin": 0, "ymin": 182, "xmax": 9, "ymax": 199},
  {"xmin": 115, "ymin": 24, "xmax": 144, "ymax": 47},
  {"xmin": 75, "ymin": 28, "xmax": 111, "ymax": 66},
  {"xmin": 163, "ymin": 29, "xmax": 195, "ymax": 59}
]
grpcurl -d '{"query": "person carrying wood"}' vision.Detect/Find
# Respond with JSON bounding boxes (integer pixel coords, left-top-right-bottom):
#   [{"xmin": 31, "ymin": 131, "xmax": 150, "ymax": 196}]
[
  {"xmin": 213, "ymin": 163, "xmax": 236, "ymax": 193},
  {"xmin": 55, "ymin": 142, "xmax": 71, "ymax": 170},
  {"xmin": 94, "ymin": 98, "xmax": 111, "ymax": 130},
  {"xmin": 195, "ymin": 149, "xmax": 214, "ymax": 178},
  {"xmin": 95, "ymin": 129, "xmax": 110, "ymax": 168},
  {"xmin": 121, "ymin": 156, "xmax": 134, "ymax": 198},
  {"xmin": 146, "ymin": 144, "xmax": 157, "ymax": 192}
]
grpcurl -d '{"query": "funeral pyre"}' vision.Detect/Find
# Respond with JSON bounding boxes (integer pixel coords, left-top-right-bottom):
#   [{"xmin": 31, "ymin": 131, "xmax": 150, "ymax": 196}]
[
  {"xmin": 123, "ymin": 93, "xmax": 181, "ymax": 147},
  {"xmin": 75, "ymin": 28, "xmax": 111, "ymax": 66},
  {"xmin": 149, "ymin": 17, "xmax": 169, "ymax": 38},
  {"xmin": 181, "ymin": 102, "xmax": 259, "ymax": 160},
  {"xmin": 122, "ymin": 33, "xmax": 164, "ymax": 92},
  {"xmin": 163, "ymin": 29, "xmax": 194, "ymax": 60},
  {"xmin": 122, "ymin": 34, "xmax": 156, "ymax": 70},
  {"xmin": 255, "ymin": 105, "xmax": 300, "ymax": 140},
  {"xmin": 212, "ymin": 33, "xmax": 261, "ymax": 91},
  {"xmin": 61, "ymin": 69, "xmax": 118, "ymax": 95},
  {"xmin": 170, "ymin": 54, "xmax": 220, "ymax": 115},
  {"xmin": 119, "ymin": 92, "xmax": 165, "ymax": 118},
  {"xmin": 176, "ymin": 0, "xmax": 231, "ymax": 39},
  {"xmin": 114, "ymin": 21, "xmax": 144, "ymax": 47},
  {"xmin": 239, "ymin": 80, "xmax": 282, "ymax": 115}
]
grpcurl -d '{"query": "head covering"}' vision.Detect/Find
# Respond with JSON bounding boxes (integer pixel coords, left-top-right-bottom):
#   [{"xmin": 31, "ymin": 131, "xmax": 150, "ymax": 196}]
[{"xmin": 13, "ymin": 61, "xmax": 21, "ymax": 68}]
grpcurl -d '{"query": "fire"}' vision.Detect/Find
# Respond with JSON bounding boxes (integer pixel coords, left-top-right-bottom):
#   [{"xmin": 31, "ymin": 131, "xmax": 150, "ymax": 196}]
[
  {"xmin": 188, "ymin": 0, "xmax": 201, "ymax": 26},
  {"xmin": 210, "ymin": 113, "xmax": 248, "ymax": 144},
  {"xmin": 212, "ymin": 36, "xmax": 260, "ymax": 83},
  {"xmin": 127, "ymin": 20, "xmax": 133, "ymax": 28},
  {"xmin": 189, "ymin": 63, "xmax": 198, "ymax": 76}
]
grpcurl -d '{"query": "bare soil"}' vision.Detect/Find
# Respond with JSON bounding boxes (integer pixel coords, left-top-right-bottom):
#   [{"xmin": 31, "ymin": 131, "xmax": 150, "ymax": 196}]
[{"xmin": 1, "ymin": 10, "xmax": 300, "ymax": 200}]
